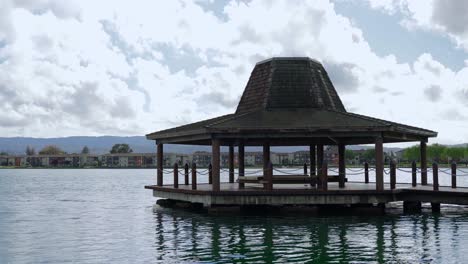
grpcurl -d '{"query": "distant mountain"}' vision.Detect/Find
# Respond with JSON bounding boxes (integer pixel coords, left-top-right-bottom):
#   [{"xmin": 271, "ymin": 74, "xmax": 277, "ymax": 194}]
[{"xmin": 0, "ymin": 136, "xmax": 398, "ymax": 155}]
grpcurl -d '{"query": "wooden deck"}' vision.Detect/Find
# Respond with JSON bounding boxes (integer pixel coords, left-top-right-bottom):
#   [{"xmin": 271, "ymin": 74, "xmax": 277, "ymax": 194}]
[{"xmin": 145, "ymin": 181, "xmax": 468, "ymax": 207}]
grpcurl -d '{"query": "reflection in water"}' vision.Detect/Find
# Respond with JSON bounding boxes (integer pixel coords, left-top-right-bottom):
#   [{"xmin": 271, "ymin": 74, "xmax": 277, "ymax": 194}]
[
  {"xmin": 152, "ymin": 208, "xmax": 468, "ymax": 263},
  {"xmin": 2, "ymin": 169, "xmax": 468, "ymax": 263}
]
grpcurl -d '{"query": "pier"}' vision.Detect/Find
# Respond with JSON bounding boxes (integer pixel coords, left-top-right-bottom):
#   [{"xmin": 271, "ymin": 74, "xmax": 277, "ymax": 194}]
[
  {"xmin": 145, "ymin": 162, "xmax": 468, "ymax": 212},
  {"xmin": 145, "ymin": 57, "xmax": 467, "ymax": 212}
]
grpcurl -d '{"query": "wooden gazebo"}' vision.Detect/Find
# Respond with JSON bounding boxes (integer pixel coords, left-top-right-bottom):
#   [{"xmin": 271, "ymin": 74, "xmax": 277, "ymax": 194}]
[{"xmin": 147, "ymin": 57, "xmax": 437, "ymax": 192}]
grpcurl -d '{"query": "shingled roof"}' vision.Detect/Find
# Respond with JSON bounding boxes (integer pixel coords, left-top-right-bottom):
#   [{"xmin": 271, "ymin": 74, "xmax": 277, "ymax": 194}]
[{"xmin": 147, "ymin": 57, "xmax": 437, "ymax": 145}]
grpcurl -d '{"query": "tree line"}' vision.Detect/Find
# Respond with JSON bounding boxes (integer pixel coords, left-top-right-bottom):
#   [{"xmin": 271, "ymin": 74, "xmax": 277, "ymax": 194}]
[{"xmin": 402, "ymin": 144, "xmax": 468, "ymax": 163}]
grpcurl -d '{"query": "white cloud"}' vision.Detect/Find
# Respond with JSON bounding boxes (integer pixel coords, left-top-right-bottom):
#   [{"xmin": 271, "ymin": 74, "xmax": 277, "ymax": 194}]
[
  {"xmin": 0, "ymin": 0, "xmax": 467, "ymax": 145},
  {"xmin": 365, "ymin": 0, "xmax": 468, "ymax": 51}
]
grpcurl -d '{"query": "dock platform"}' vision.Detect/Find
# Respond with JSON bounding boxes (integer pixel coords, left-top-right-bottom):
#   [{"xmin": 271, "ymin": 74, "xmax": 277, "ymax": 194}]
[{"xmin": 145, "ymin": 182, "xmax": 468, "ymax": 208}]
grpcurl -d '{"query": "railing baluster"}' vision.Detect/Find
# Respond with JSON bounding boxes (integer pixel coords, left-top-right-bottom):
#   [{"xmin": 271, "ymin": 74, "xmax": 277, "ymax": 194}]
[
  {"xmin": 390, "ymin": 160, "xmax": 396, "ymax": 190},
  {"xmin": 322, "ymin": 162, "xmax": 328, "ymax": 191},
  {"xmin": 184, "ymin": 163, "xmax": 189, "ymax": 185},
  {"xmin": 412, "ymin": 161, "xmax": 417, "ymax": 187},
  {"xmin": 452, "ymin": 162, "xmax": 457, "ymax": 189},
  {"xmin": 191, "ymin": 163, "xmax": 197, "ymax": 190},
  {"xmin": 173, "ymin": 163, "xmax": 178, "ymax": 189},
  {"xmin": 208, "ymin": 163, "xmax": 213, "ymax": 184},
  {"xmin": 432, "ymin": 162, "xmax": 439, "ymax": 191},
  {"xmin": 364, "ymin": 162, "xmax": 369, "ymax": 184}
]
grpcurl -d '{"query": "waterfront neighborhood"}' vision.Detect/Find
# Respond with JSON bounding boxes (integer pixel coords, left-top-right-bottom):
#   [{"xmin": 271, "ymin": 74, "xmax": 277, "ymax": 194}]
[{"xmin": 0, "ymin": 147, "xmax": 362, "ymax": 168}]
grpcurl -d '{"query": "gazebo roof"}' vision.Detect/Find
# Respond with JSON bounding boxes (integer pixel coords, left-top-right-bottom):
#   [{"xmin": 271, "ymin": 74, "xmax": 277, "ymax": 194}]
[{"xmin": 147, "ymin": 57, "xmax": 437, "ymax": 145}]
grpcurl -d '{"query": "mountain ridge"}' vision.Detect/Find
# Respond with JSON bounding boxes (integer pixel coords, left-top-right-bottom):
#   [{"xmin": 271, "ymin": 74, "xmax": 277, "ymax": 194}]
[{"xmin": 0, "ymin": 136, "xmax": 418, "ymax": 155}]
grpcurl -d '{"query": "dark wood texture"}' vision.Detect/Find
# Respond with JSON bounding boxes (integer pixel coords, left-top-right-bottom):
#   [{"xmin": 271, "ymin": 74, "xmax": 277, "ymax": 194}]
[
  {"xmin": 452, "ymin": 162, "xmax": 457, "ymax": 188},
  {"xmin": 390, "ymin": 160, "xmax": 396, "ymax": 190},
  {"xmin": 321, "ymin": 162, "xmax": 328, "ymax": 191},
  {"xmin": 310, "ymin": 144, "xmax": 316, "ymax": 176},
  {"xmin": 421, "ymin": 141, "xmax": 428, "ymax": 185},
  {"xmin": 212, "ymin": 139, "xmax": 221, "ymax": 192},
  {"xmin": 191, "ymin": 163, "xmax": 197, "ymax": 190},
  {"xmin": 157, "ymin": 143, "xmax": 163, "ymax": 186},
  {"xmin": 412, "ymin": 161, "xmax": 417, "ymax": 187},
  {"xmin": 184, "ymin": 163, "xmax": 189, "ymax": 185},
  {"xmin": 364, "ymin": 162, "xmax": 369, "ymax": 184},
  {"xmin": 338, "ymin": 143, "xmax": 345, "ymax": 188},
  {"xmin": 173, "ymin": 163, "xmax": 178, "ymax": 189},
  {"xmin": 317, "ymin": 144, "xmax": 324, "ymax": 189},
  {"xmin": 238, "ymin": 142, "xmax": 245, "ymax": 189},
  {"xmin": 208, "ymin": 163, "xmax": 213, "ymax": 184},
  {"xmin": 433, "ymin": 163, "xmax": 439, "ymax": 191},
  {"xmin": 263, "ymin": 141, "xmax": 270, "ymax": 170},
  {"xmin": 229, "ymin": 145, "xmax": 234, "ymax": 183},
  {"xmin": 375, "ymin": 137, "xmax": 384, "ymax": 191},
  {"xmin": 264, "ymin": 162, "xmax": 273, "ymax": 191}
]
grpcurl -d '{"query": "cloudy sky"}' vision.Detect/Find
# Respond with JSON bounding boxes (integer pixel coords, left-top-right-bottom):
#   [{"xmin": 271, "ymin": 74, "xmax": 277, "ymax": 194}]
[{"xmin": 1, "ymin": 0, "xmax": 467, "ymax": 145}]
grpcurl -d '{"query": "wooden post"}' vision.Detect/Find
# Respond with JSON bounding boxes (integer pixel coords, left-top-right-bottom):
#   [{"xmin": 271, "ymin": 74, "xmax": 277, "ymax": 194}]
[
  {"xmin": 364, "ymin": 162, "xmax": 369, "ymax": 184},
  {"xmin": 411, "ymin": 161, "xmax": 417, "ymax": 187},
  {"xmin": 421, "ymin": 141, "xmax": 428, "ymax": 185},
  {"xmin": 432, "ymin": 162, "xmax": 439, "ymax": 191},
  {"xmin": 208, "ymin": 163, "xmax": 213, "ymax": 184},
  {"xmin": 390, "ymin": 160, "xmax": 396, "ymax": 190},
  {"xmin": 321, "ymin": 162, "xmax": 328, "ymax": 191},
  {"xmin": 264, "ymin": 161, "xmax": 273, "ymax": 191},
  {"xmin": 184, "ymin": 163, "xmax": 189, "ymax": 185},
  {"xmin": 375, "ymin": 137, "xmax": 384, "ymax": 191},
  {"xmin": 157, "ymin": 143, "xmax": 163, "ymax": 186},
  {"xmin": 310, "ymin": 144, "xmax": 316, "ymax": 187},
  {"xmin": 451, "ymin": 162, "xmax": 457, "ymax": 188},
  {"xmin": 263, "ymin": 141, "xmax": 270, "ymax": 171},
  {"xmin": 338, "ymin": 143, "xmax": 345, "ymax": 188},
  {"xmin": 317, "ymin": 144, "xmax": 324, "ymax": 189},
  {"xmin": 238, "ymin": 142, "xmax": 245, "ymax": 189},
  {"xmin": 212, "ymin": 138, "xmax": 221, "ymax": 192},
  {"xmin": 310, "ymin": 144, "xmax": 316, "ymax": 176},
  {"xmin": 303, "ymin": 163, "xmax": 308, "ymax": 176},
  {"xmin": 173, "ymin": 163, "xmax": 178, "ymax": 189},
  {"xmin": 229, "ymin": 145, "xmax": 234, "ymax": 183},
  {"xmin": 191, "ymin": 163, "xmax": 197, "ymax": 190}
]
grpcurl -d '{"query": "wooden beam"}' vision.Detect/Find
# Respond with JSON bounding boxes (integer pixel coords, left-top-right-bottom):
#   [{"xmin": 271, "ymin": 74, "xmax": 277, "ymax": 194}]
[
  {"xmin": 157, "ymin": 143, "xmax": 163, "ymax": 186},
  {"xmin": 229, "ymin": 145, "xmax": 234, "ymax": 183},
  {"xmin": 375, "ymin": 137, "xmax": 384, "ymax": 191},
  {"xmin": 338, "ymin": 143, "xmax": 345, "ymax": 188},
  {"xmin": 212, "ymin": 138, "xmax": 221, "ymax": 192},
  {"xmin": 420, "ymin": 141, "xmax": 427, "ymax": 185}
]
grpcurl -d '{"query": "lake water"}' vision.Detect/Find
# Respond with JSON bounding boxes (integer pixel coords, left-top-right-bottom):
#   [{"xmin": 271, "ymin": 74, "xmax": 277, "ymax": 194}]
[{"xmin": 1, "ymin": 168, "xmax": 468, "ymax": 263}]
